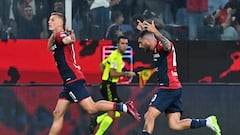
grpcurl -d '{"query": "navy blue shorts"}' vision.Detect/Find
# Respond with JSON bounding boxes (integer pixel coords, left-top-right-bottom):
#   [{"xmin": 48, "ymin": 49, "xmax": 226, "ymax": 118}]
[
  {"xmin": 59, "ymin": 80, "xmax": 90, "ymax": 103},
  {"xmin": 149, "ymin": 88, "xmax": 183, "ymax": 114}
]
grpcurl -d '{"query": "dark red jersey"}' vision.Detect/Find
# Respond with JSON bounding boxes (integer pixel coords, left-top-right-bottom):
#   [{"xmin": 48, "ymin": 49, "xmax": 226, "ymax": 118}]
[
  {"xmin": 153, "ymin": 41, "xmax": 182, "ymax": 89},
  {"xmin": 52, "ymin": 31, "xmax": 85, "ymax": 84}
]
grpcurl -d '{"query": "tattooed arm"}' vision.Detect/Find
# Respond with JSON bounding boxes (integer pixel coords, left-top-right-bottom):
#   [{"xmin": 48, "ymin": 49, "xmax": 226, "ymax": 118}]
[
  {"xmin": 151, "ymin": 28, "xmax": 171, "ymax": 51},
  {"xmin": 137, "ymin": 20, "xmax": 171, "ymax": 51}
]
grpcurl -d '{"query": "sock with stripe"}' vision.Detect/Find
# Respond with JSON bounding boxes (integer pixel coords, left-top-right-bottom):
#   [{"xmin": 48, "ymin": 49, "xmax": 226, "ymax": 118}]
[
  {"xmin": 114, "ymin": 103, "xmax": 127, "ymax": 112},
  {"xmin": 190, "ymin": 118, "xmax": 207, "ymax": 129}
]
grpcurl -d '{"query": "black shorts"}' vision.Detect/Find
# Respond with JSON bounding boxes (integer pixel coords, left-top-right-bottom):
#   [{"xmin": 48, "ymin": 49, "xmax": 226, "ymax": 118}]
[
  {"xmin": 59, "ymin": 80, "xmax": 90, "ymax": 103},
  {"xmin": 100, "ymin": 81, "xmax": 121, "ymax": 103},
  {"xmin": 149, "ymin": 88, "xmax": 183, "ymax": 114}
]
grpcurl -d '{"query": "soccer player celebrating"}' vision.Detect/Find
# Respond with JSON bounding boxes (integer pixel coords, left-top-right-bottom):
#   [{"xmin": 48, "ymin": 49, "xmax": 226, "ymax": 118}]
[
  {"xmin": 47, "ymin": 12, "xmax": 140, "ymax": 135},
  {"xmin": 89, "ymin": 36, "xmax": 136, "ymax": 135},
  {"xmin": 136, "ymin": 20, "xmax": 221, "ymax": 135}
]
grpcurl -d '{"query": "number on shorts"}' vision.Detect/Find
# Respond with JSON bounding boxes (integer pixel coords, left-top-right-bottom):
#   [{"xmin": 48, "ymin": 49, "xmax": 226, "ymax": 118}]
[{"xmin": 151, "ymin": 94, "xmax": 157, "ymax": 102}]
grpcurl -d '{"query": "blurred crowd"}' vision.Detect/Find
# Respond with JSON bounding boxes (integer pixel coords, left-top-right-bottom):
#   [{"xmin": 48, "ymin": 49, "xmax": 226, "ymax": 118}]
[{"xmin": 0, "ymin": 0, "xmax": 240, "ymax": 41}]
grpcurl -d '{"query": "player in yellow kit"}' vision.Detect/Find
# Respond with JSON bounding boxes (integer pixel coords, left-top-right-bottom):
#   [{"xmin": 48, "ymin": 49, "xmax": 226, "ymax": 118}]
[{"xmin": 89, "ymin": 36, "xmax": 137, "ymax": 135}]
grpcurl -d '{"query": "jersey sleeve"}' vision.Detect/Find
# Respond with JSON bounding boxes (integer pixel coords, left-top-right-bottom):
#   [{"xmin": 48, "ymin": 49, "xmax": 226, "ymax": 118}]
[
  {"xmin": 55, "ymin": 32, "xmax": 68, "ymax": 45},
  {"xmin": 101, "ymin": 58, "xmax": 108, "ymax": 66},
  {"xmin": 108, "ymin": 54, "xmax": 118, "ymax": 70},
  {"xmin": 156, "ymin": 40, "xmax": 173, "ymax": 53}
]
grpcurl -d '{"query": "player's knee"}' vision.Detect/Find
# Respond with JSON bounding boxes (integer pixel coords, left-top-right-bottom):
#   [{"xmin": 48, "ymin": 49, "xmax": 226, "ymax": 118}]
[{"xmin": 52, "ymin": 109, "xmax": 64, "ymax": 119}]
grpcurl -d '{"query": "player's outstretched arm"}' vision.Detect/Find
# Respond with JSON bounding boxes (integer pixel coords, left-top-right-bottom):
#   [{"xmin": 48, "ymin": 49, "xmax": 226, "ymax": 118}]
[
  {"xmin": 110, "ymin": 69, "xmax": 136, "ymax": 77},
  {"xmin": 62, "ymin": 30, "xmax": 76, "ymax": 45}
]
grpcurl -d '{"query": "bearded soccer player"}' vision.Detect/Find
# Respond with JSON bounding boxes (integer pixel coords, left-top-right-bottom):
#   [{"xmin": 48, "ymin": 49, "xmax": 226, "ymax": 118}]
[
  {"xmin": 136, "ymin": 20, "xmax": 221, "ymax": 135},
  {"xmin": 47, "ymin": 12, "xmax": 140, "ymax": 135},
  {"xmin": 89, "ymin": 36, "xmax": 136, "ymax": 135}
]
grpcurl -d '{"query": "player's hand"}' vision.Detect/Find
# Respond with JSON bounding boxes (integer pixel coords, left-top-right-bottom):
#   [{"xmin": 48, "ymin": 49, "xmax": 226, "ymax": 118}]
[
  {"xmin": 143, "ymin": 20, "xmax": 158, "ymax": 34},
  {"xmin": 136, "ymin": 20, "xmax": 145, "ymax": 31},
  {"xmin": 126, "ymin": 71, "xmax": 136, "ymax": 77},
  {"xmin": 67, "ymin": 30, "xmax": 76, "ymax": 42}
]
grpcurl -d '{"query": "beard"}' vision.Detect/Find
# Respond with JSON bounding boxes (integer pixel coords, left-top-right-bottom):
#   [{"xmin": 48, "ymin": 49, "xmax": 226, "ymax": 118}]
[{"xmin": 144, "ymin": 45, "xmax": 152, "ymax": 52}]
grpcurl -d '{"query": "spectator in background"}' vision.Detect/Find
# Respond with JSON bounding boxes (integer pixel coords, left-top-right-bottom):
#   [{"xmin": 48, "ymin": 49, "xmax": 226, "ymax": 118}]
[
  {"xmin": 72, "ymin": 0, "xmax": 91, "ymax": 40},
  {"xmin": 208, "ymin": 0, "xmax": 228, "ymax": 14},
  {"xmin": 217, "ymin": 2, "xmax": 239, "ymax": 40},
  {"xmin": 21, "ymin": 0, "xmax": 49, "ymax": 38},
  {"xmin": 105, "ymin": 11, "xmax": 124, "ymax": 41},
  {"xmin": 0, "ymin": 17, "xmax": 14, "ymax": 41},
  {"xmin": 53, "ymin": 0, "xmax": 64, "ymax": 13},
  {"xmin": 0, "ymin": 0, "xmax": 4, "ymax": 23},
  {"xmin": 119, "ymin": 14, "xmax": 145, "ymax": 40},
  {"xmin": 232, "ymin": 0, "xmax": 240, "ymax": 39},
  {"xmin": 232, "ymin": 19, "xmax": 240, "ymax": 39},
  {"xmin": 186, "ymin": 0, "xmax": 208, "ymax": 40},
  {"xmin": 0, "ymin": 0, "xmax": 20, "ymax": 38},
  {"xmin": 15, "ymin": 5, "xmax": 42, "ymax": 39},
  {"xmin": 90, "ymin": 0, "xmax": 120, "ymax": 39},
  {"xmin": 111, "ymin": 0, "xmax": 137, "ymax": 24},
  {"xmin": 235, "ymin": 0, "xmax": 240, "ymax": 25},
  {"xmin": 162, "ymin": 0, "xmax": 175, "ymax": 24},
  {"xmin": 174, "ymin": 0, "xmax": 188, "ymax": 25},
  {"xmin": 34, "ymin": 0, "xmax": 49, "ymax": 39},
  {"xmin": 141, "ymin": 0, "xmax": 165, "ymax": 20},
  {"xmin": 0, "ymin": 17, "xmax": 9, "ymax": 41},
  {"xmin": 198, "ymin": 8, "xmax": 236, "ymax": 40}
]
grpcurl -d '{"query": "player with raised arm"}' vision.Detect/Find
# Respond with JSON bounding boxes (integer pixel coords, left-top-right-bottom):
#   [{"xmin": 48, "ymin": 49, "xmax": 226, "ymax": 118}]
[
  {"xmin": 136, "ymin": 20, "xmax": 221, "ymax": 135},
  {"xmin": 88, "ymin": 36, "xmax": 136, "ymax": 135},
  {"xmin": 47, "ymin": 12, "xmax": 140, "ymax": 135}
]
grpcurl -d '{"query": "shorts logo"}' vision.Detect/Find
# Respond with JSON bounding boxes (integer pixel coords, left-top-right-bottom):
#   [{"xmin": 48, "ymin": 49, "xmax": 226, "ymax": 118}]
[
  {"xmin": 66, "ymin": 78, "xmax": 71, "ymax": 81},
  {"xmin": 69, "ymin": 91, "xmax": 78, "ymax": 102}
]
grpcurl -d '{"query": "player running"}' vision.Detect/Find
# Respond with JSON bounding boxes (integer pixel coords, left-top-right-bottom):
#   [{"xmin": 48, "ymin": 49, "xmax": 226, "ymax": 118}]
[
  {"xmin": 136, "ymin": 20, "xmax": 221, "ymax": 135},
  {"xmin": 47, "ymin": 12, "xmax": 140, "ymax": 135},
  {"xmin": 88, "ymin": 36, "xmax": 136, "ymax": 135}
]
